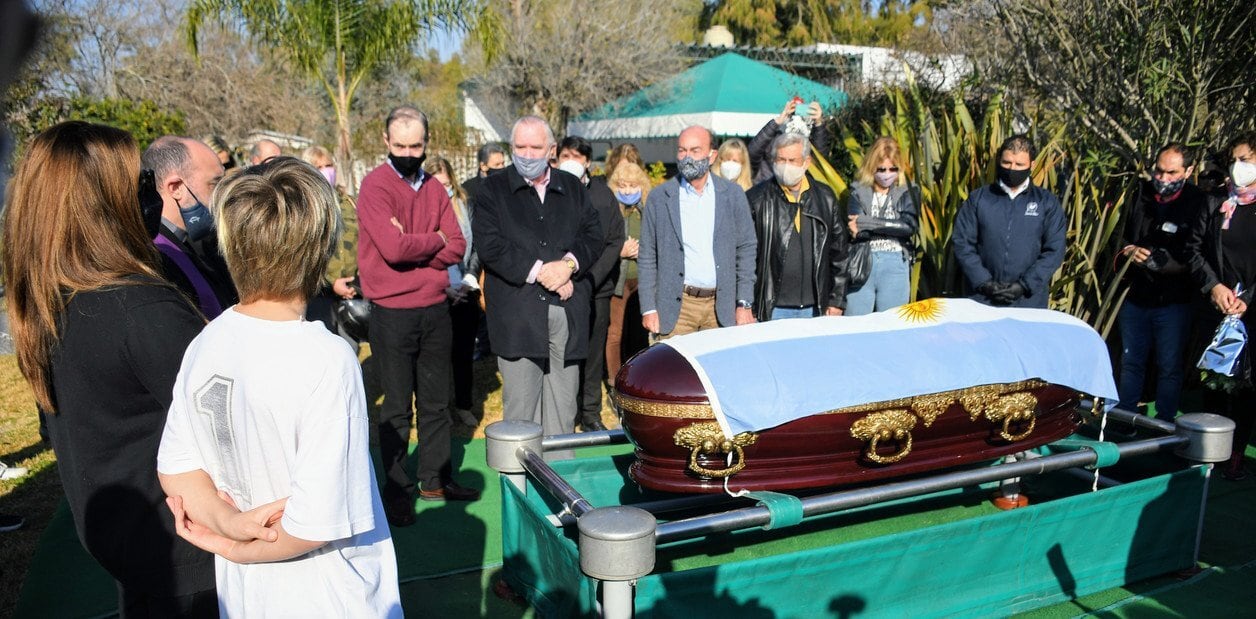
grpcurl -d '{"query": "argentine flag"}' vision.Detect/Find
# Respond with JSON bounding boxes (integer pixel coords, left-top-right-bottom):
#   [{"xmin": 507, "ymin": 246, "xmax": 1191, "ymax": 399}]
[{"xmin": 662, "ymin": 298, "xmax": 1118, "ymax": 437}]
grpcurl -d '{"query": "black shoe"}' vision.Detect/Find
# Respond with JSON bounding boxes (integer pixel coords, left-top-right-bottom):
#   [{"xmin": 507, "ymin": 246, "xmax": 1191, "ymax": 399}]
[
  {"xmin": 580, "ymin": 419, "xmax": 608, "ymax": 432},
  {"xmin": 0, "ymin": 513, "xmax": 24, "ymax": 532},
  {"xmin": 384, "ymin": 495, "xmax": 416, "ymax": 527},
  {"xmin": 419, "ymin": 481, "xmax": 481, "ymax": 502}
]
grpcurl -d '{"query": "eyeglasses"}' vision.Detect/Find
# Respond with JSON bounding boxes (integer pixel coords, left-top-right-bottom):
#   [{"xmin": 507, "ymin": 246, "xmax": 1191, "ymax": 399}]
[{"xmin": 876, "ymin": 167, "xmax": 900, "ymax": 173}]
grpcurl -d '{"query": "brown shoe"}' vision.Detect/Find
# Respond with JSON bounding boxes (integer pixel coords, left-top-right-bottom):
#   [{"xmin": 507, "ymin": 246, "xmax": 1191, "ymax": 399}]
[{"xmin": 419, "ymin": 481, "xmax": 481, "ymax": 502}]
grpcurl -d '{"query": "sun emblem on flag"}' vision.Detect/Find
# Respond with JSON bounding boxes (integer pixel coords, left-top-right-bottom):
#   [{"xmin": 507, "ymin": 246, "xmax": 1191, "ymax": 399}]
[{"xmin": 897, "ymin": 298, "xmax": 944, "ymax": 323}]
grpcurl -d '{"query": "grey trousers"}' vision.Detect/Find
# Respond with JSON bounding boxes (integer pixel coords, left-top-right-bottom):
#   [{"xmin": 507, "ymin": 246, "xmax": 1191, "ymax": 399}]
[{"xmin": 498, "ymin": 304, "xmax": 578, "ymax": 459}]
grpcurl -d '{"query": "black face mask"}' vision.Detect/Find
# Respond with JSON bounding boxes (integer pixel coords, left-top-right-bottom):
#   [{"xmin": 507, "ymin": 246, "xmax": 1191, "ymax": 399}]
[
  {"xmin": 389, "ymin": 152, "xmax": 425, "ymax": 178},
  {"xmin": 997, "ymin": 165, "xmax": 1031, "ymax": 189},
  {"xmin": 138, "ymin": 169, "xmax": 163, "ymax": 239},
  {"xmin": 486, "ymin": 166, "xmax": 507, "ymax": 178}
]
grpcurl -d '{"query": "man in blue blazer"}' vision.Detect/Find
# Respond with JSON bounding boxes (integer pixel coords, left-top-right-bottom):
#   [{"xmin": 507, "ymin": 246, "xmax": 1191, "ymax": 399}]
[{"xmin": 639, "ymin": 125, "xmax": 758, "ymax": 339}]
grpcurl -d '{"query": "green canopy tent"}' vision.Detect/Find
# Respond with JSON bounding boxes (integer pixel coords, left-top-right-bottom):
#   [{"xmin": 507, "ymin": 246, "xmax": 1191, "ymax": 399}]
[{"xmin": 567, "ymin": 52, "xmax": 847, "ymax": 161}]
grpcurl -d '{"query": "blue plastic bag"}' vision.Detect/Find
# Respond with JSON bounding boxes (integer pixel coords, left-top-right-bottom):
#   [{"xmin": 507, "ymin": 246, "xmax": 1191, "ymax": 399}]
[{"xmin": 1198, "ymin": 314, "xmax": 1249, "ymax": 378}]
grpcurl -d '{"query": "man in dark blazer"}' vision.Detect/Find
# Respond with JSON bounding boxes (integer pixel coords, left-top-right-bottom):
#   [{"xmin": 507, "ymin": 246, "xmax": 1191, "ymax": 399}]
[
  {"xmin": 472, "ymin": 116, "xmax": 602, "ymax": 454},
  {"xmin": 142, "ymin": 135, "xmax": 238, "ymax": 319},
  {"xmin": 639, "ymin": 125, "xmax": 758, "ymax": 339}
]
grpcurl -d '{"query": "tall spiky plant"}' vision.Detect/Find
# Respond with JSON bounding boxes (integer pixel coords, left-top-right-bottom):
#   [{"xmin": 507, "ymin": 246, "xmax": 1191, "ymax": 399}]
[{"xmin": 810, "ymin": 76, "xmax": 1133, "ymax": 334}]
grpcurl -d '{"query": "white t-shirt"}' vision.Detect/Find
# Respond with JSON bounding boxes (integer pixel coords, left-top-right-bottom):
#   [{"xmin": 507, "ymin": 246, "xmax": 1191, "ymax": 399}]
[{"xmin": 158, "ymin": 307, "xmax": 401, "ymax": 618}]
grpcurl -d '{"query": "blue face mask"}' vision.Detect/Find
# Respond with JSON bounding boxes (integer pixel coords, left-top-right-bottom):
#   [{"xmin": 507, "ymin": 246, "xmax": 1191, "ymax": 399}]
[
  {"xmin": 180, "ymin": 187, "xmax": 215, "ymax": 241},
  {"xmin": 615, "ymin": 189, "xmax": 642, "ymax": 206}
]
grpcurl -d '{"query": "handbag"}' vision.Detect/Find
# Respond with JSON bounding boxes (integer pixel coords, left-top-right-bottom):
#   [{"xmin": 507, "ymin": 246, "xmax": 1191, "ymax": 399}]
[{"xmin": 848, "ymin": 241, "xmax": 872, "ymax": 288}]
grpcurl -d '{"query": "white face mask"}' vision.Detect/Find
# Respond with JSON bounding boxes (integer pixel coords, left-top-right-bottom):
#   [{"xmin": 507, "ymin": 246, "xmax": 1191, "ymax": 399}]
[
  {"xmin": 773, "ymin": 162, "xmax": 806, "ymax": 188},
  {"xmin": 719, "ymin": 160, "xmax": 743, "ymax": 180},
  {"xmin": 1232, "ymin": 160, "xmax": 1256, "ymax": 188},
  {"xmin": 557, "ymin": 159, "xmax": 586, "ymax": 179}
]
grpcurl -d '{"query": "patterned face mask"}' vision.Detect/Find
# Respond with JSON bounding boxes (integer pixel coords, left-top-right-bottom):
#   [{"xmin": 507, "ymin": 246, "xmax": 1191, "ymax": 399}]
[{"xmin": 677, "ymin": 156, "xmax": 710, "ymax": 181}]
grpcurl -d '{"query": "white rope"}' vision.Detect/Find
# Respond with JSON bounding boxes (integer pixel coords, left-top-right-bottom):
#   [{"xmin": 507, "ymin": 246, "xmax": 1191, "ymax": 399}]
[
  {"xmin": 723, "ymin": 451, "xmax": 750, "ymax": 498},
  {"xmin": 1093, "ymin": 398, "xmax": 1107, "ymax": 492}
]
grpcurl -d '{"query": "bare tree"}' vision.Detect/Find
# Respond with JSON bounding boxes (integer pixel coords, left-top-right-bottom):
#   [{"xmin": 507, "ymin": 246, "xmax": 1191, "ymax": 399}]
[
  {"xmin": 117, "ymin": 20, "xmax": 329, "ymax": 147},
  {"xmin": 475, "ymin": 0, "xmax": 701, "ymax": 135},
  {"xmin": 952, "ymin": 0, "xmax": 1256, "ymax": 166}
]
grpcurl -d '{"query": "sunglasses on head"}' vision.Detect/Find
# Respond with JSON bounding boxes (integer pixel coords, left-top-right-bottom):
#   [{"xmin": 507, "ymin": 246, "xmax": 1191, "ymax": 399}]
[{"xmin": 876, "ymin": 167, "xmax": 900, "ymax": 173}]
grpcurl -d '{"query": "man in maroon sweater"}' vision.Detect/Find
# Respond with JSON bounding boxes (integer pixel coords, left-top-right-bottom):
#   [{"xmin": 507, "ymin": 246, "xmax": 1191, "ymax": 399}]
[{"xmin": 358, "ymin": 105, "xmax": 478, "ymax": 527}]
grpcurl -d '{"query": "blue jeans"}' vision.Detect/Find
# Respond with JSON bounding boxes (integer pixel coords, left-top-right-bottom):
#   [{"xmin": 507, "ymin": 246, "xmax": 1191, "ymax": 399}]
[
  {"xmin": 1118, "ymin": 301, "xmax": 1191, "ymax": 420},
  {"xmin": 770, "ymin": 306, "xmax": 818, "ymax": 320},
  {"xmin": 844, "ymin": 250, "xmax": 911, "ymax": 316}
]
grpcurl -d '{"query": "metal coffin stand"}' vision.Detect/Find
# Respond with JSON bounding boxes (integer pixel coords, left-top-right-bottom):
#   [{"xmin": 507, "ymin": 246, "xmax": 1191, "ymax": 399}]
[{"xmin": 487, "ymin": 410, "xmax": 1234, "ymax": 618}]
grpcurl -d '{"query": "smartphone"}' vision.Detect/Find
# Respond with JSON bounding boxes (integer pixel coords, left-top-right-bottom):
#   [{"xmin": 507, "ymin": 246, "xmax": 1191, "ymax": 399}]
[{"xmin": 138, "ymin": 169, "xmax": 162, "ymax": 236}]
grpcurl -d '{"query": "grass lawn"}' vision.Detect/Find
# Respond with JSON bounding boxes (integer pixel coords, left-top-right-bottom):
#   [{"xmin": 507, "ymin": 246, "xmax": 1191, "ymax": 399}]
[{"xmin": 0, "ymin": 346, "xmax": 620, "ymax": 616}]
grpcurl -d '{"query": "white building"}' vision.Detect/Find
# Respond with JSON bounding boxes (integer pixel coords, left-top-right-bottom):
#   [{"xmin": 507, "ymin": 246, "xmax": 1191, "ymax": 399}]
[{"xmin": 805, "ymin": 43, "xmax": 971, "ymax": 92}]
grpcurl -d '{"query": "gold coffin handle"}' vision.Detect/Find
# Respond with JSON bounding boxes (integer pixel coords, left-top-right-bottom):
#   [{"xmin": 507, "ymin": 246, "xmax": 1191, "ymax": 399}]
[
  {"xmin": 851, "ymin": 410, "xmax": 917, "ymax": 464},
  {"xmin": 673, "ymin": 422, "xmax": 758, "ymax": 479},
  {"xmin": 986, "ymin": 392, "xmax": 1038, "ymax": 442}
]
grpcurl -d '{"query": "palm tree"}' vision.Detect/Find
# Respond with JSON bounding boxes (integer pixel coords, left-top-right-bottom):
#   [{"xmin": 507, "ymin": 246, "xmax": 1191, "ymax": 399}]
[{"xmin": 185, "ymin": 0, "xmax": 501, "ymax": 191}]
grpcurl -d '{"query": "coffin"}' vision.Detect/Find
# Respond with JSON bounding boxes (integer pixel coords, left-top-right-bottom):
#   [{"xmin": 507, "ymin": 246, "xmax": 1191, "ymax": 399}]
[{"xmin": 612, "ymin": 299, "xmax": 1118, "ymax": 494}]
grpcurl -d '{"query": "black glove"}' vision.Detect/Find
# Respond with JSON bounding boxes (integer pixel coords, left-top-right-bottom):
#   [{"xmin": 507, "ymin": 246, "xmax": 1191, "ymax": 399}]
[
  {"xmin": 991, "ymin": 282, "xmax": 1026, "ymax": 305},
  {"xmin": 977, "ymin": 280, "xmax": 1000, "ymax": 298}
]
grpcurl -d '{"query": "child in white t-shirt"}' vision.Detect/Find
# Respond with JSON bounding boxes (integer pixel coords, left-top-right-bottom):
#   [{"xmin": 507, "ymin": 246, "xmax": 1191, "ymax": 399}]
[{"xmin": 157, "ymin": 157, "xmax": 402, "ymax": 617}]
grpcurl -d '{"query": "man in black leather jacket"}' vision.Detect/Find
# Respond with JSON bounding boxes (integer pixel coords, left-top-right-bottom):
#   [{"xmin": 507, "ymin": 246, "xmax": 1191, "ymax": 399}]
[{"xmin": 745, "ymin": 133, "xmax": 849, "ymax": 321}]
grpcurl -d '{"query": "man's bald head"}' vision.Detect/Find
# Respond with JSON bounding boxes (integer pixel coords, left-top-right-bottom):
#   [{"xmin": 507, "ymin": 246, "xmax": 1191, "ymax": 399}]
[
  {"xmin": 679, "ymin": 125, "xmax": 716, "ymax": 151},
  {"xmin": 250, "ymin": 139, "xmax": 281, "ymax": 165},
  {"xmin": 142, "ymin": 136, "xmax": 225, "ymax": 228}
]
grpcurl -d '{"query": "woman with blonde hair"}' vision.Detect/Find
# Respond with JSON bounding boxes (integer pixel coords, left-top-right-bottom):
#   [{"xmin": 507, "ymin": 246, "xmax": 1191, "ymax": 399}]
[
  {"xmin": 843, "ymin": 136, "xmax": 920, "ymax": 315},
  {"xmin": 605, "ymin": 161, "xmax": 652, "ymax": 384},
  {"xmin": 605, "ymin": 142, "xmax": 644, "ymax": 178},
  {"xmin": 300, "ymin": 145, "xmax": 361, "ymax": 336},
  {"xmin": 424, "ymin": 156, "xmax": 481, "ymax": 427},
  {"xmin": 2, "ymin": 121, "xmax": 218, "ymax": 615},
  {"xmin": 716, "ymin": 138, "xmax": 754, "ymax": 190}
]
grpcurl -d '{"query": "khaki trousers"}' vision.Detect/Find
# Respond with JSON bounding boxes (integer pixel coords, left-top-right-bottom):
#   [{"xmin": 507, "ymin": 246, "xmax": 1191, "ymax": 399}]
[{"xmin": 656, "ymin": 293, "xmax": 719, "ymax": 342}]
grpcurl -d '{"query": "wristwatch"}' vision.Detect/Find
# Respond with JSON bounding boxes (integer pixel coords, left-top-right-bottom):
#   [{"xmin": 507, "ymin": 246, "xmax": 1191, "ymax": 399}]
[
  {"xmin": 564, "ymin": 258, "xmax": 577, "ymax": 271},
  {"xmin": 736, "ymin": 300, "xmax": 752, "ymax": 310}
]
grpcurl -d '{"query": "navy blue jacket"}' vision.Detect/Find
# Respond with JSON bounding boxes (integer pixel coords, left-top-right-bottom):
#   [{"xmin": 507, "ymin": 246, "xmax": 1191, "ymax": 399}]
[{"xmin": 952, "ymin": 183, "xmax": 1067, "ymax": 308}]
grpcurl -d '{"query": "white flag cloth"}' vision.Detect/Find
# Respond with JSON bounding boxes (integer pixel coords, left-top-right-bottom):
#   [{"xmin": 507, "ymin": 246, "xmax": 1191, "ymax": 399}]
[{"xmin": 661, "ymin": 298, "xmax": 1118, "ymax": 437}]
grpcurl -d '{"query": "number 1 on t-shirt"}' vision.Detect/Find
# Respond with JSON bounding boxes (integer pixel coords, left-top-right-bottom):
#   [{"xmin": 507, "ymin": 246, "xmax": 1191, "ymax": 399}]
[{"xmin": 194, "ymin": 375, "xmax": 252, "ymax": 506}]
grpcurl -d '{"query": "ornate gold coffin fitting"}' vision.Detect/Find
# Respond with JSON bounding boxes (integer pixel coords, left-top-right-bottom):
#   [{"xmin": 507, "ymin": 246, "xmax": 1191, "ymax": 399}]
[{"xmin": 616, "ymin": 380, "xmax": 1050, "ymax": 479}]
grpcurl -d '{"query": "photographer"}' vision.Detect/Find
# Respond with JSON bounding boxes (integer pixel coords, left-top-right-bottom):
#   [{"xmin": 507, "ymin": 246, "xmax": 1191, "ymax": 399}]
[{"xmin": 1116, "ymin": 143, "xmax": 1208, "ymax": 422}]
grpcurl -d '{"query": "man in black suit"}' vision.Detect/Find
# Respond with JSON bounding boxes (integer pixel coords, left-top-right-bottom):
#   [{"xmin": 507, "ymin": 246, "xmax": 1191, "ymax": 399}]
[
  {"xmin": 555, "ymin": 135, "xmax": 625, "ymax": 432},
  {"xmin": 142, "ymin": 136, "xmax": 239, "ymax": 318},
  {"xmin": 471, "ymin": 117, "xmax": 602, "ymax": 457}
]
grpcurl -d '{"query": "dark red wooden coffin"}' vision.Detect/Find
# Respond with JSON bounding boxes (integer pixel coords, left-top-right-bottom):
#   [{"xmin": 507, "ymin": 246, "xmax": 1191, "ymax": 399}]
[{"xmin": 612, "ymin": 343, "xmax": 1083, "ymax": 494}]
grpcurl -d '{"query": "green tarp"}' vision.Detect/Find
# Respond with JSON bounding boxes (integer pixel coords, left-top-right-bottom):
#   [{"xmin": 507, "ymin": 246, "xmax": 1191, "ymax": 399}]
[{"xmin": 502, "ymin": 456, "xmax": 1205, "ymax": 618}]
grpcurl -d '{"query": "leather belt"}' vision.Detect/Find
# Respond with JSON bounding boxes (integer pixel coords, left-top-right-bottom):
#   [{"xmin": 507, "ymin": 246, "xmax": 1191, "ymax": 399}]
[{"xmin": 682, "ymin": 285, "xmax": 717, "ymax": 298}]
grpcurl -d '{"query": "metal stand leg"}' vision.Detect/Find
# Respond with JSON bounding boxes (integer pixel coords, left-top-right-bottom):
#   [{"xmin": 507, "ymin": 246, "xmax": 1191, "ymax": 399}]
[
  {"xmin": 992, "ymin": 452, "xmax": 1029, "ymax": 510},
  {"xmin": 1173, "ymin": 413, "xmax": 1234, "ymax": 572},
  {"xmin": 1193, "ymin": 464, "xmax": 1212, "ymax": 567},
  {"xmin": 579, "ymin": 507, "xmax": 656, "ymax": 619},
  {"xmin": 485, "ymin": 421, "xmax": 545, "ymax": 491},
  {"xmin": 600, "ymin": 579, "xmax": 635, "ymax": 619}
]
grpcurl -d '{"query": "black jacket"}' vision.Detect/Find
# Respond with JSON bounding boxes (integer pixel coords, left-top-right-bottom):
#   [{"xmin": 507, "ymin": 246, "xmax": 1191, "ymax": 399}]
[
  {"xmin": 1185, "ymin": 188, "xmax": 1245, "ymax": 304},
  {"xmin": 846, "ymin": 181, "xmax": 920, "ymax": 257},
  {"xmin": 47, "ymin": 278, "xmax": 215, "ymax": 596},
  {"xmin": 471, "ymin": 166, "xmax": 603, "ymax": 361},
  {"xmin": 1123, "ymin": 181, "xmax": 1208, "ymax": 307},
  {"xmin": 585, "ymin": 176, "xmax": 627, "ymax": 299},
  {"xmin": 746, "ymin": 174, "xmax": 849, "ymax": 321},
  {"xmin": 156, "ymin": 225, "xmax": 238, "ymax": 317},
  {"xmin": 952, "ymin": 183, "xmax": 1067, "ymax": 308}
]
